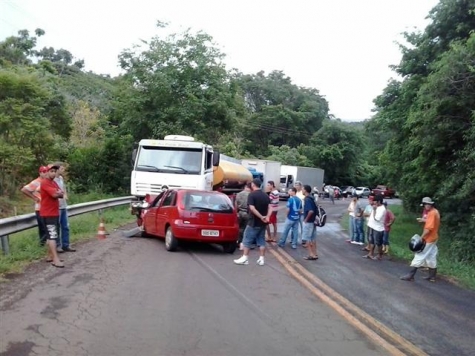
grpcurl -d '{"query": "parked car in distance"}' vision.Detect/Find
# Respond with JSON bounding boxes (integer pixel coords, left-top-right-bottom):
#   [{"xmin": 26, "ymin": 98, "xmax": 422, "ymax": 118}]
[
  {"xmin": 355, "ymin": 187, "xmax": 371, "ymax": 198},
  {"xmin": 340, "ymin": 186, "xmax": 355, "ymax": 198},
  {"xmin": 142, "ymin": 189, "xmax": 239, "ymax": 253},
  {"xmin": 371, "ymin": 185, "xmax": 396, "ymax": 199}
]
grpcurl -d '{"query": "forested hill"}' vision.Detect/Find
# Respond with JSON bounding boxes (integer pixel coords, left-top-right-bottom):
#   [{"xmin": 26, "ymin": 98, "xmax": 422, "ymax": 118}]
[{"xmin": 1, "ymin": 0, "xmax": 475, "ymax": 263}]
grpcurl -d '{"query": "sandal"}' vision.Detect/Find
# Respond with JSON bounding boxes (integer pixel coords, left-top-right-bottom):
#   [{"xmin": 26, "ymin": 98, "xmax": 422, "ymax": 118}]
[
  {"xmin": 46, "ymin": 259, "xmax": 63, "ymax": 263},
  {"xmin": 304, "ymin": 256, "xmax": 318, "ymax": 260}
]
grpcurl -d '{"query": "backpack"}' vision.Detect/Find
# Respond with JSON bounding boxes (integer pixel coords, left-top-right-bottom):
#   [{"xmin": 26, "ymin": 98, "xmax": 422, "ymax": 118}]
[{"xmin": 314, "ymin": 205, "xmax": 327, "ymax": 227}]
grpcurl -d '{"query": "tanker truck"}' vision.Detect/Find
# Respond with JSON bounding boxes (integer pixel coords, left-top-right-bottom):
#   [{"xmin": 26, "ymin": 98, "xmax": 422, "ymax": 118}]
[{"xmin": 130, "ymin": 135, "xmax": 252, "ymax": 224}]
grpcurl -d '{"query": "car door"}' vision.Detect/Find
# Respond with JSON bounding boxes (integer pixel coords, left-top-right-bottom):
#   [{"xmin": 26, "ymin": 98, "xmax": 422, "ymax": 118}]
[
  {"xmin": 156, "ymin": 190, "xmax": 177, "ymax": 236},
  {"xmin": 143, "ymin": 192, "xmax": 165, "ymax": 236}
]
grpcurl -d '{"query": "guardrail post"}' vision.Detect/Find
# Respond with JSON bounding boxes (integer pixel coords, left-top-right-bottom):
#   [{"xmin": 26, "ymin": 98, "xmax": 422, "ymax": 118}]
[{"xmin": 1, "ymin": 235, "xmax": 10, "ymax": 255}]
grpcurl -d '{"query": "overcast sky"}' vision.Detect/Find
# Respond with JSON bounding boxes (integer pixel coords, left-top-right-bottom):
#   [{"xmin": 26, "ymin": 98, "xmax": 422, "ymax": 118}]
[{"xmin": 0, "ymin": 0, "xmax": 439, "ymax": 121}]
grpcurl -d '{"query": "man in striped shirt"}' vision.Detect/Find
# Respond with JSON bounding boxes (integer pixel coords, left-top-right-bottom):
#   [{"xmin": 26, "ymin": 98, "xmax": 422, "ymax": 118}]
[{"xmin": 266, "ymin": 180, "xmax": 280, "ymax": 242}]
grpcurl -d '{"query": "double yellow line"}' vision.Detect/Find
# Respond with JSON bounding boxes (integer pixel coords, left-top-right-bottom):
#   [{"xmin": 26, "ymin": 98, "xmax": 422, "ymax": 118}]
[{"xmin": 268, "ymin": 245, "xmax": 429, "ymax": 356}]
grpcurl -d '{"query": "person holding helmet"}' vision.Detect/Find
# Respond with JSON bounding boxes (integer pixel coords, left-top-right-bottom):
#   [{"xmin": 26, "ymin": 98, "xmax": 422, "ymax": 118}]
[{"xmin": 401, "ymin": 197, "xmax": 440, "ymax": 282}]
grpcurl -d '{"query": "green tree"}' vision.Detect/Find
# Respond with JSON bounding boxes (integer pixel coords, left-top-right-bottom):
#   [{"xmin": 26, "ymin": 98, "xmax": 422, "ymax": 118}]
[{"xmin": 117, "ymin": 25, "xmax": 240, "ymax": 144}]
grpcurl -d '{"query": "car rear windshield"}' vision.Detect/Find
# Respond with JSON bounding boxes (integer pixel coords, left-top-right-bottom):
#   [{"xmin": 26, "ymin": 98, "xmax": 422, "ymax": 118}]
[{"xmin": 183, "ymin": 192, "xmax": 234, "ymax": 213}]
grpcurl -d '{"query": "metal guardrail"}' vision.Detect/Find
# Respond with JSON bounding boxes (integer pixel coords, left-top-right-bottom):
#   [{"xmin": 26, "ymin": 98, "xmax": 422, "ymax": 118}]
[{"xmin": 0, "ymin": 196, "xmax": 134, "ymax": 255}]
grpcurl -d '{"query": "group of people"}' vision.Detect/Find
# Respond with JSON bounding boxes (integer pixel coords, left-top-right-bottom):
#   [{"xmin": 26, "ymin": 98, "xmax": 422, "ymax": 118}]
[
  {"xmin": 346, "ymin": 193, "xmax": 441, "ymax": 282},
  {"xmin": 21, "ymin": 163, "xmax": 76, "ymax": 268},
  {"xmin": 234, "ymin": 179, "xmax": 441, "ymax": 283},
  {"xmin": 233, "ymin": 179, "xmax": 320, "ymax": 266},
  {"xmin": 346, "ymin": 194, "xmax": 395, "ymax": 259}
]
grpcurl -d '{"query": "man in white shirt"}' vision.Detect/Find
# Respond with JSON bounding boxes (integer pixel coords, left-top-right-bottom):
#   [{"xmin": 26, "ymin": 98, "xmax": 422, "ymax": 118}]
[{"xmin": 363, "ymin": 195, "xmax": 386, "ymax": 260}]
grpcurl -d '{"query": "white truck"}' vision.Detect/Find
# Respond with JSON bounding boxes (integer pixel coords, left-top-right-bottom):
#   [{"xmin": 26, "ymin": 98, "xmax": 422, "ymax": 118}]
[
  {"xmin": 240, "ymin": 159, "xmax": 281, "ymax": 189},
  {"xmin": 130, "ymin": 135, "xmax": 252, "ymax": 228},
  {"xmin": 279, "ymin": 165, "xmax": 325, "ymax": 200},
  {"xmin": 131, "ymin": 135, "xmax": 252, "ymax": 198}
]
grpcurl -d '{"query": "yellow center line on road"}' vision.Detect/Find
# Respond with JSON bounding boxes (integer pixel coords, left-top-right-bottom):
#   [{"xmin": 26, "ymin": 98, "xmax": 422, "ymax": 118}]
[{"xmin": 268, "ymin": 245, "xmax": 429, "ymax": 356}]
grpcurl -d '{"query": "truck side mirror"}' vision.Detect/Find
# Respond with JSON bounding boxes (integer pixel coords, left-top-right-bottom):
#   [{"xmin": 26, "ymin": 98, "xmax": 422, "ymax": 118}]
[
  {"xmin": 213, "ymin": 150, "xmax": 220, "ymax": 166},
  {"xmin": 131, "ymin": 148, "xmax": 137, "ymax": 165}
]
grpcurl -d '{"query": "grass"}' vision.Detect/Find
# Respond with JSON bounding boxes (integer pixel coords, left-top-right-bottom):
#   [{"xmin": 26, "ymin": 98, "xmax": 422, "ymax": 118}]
[
  {"xmin": 341, "ymin": 205, "xmax": 475, "ymax": 290},
  {"xmin": 0, "ymin": 205, "xmax": 134, "ymax": 278}
]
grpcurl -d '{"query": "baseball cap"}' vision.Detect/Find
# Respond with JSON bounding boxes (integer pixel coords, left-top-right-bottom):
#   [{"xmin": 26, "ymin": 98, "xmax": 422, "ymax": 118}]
[
  {"xmin": 47, "ymin": 164, "xmax": 60, "ymax": 171},
  {"xmin": 38, "ymin": 166, "xmax": 48, "ymax": 173}
]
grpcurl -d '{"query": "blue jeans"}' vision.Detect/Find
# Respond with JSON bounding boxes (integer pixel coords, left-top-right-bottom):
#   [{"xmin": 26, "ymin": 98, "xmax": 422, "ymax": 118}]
[
  {"xmin": 278, "ymin": 219, "xmax": 300, "ymax": 246},
  {"xmin": 242, "ymin": 225, "xmax": 266, "ymax": 248},
  {"xmin": 383, "ymin": 231, "xmax": 390, "ymax": 245},
  {"xmin": 353, "ymin": 218, "xmax": 365, "ymax": 243},
  {"xmin": 349, "ymin": 216, "xmax": 355, "ymax": 240},
  {"xmin": 59, "ymin": 209, "xmax": 70, "ymax": 249}
]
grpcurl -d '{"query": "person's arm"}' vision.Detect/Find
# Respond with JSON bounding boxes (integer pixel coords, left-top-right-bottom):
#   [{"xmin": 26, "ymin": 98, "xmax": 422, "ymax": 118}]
[
  {"xmin": 44, "ymin": 182, "xmax": 64, "ymax": 199},
  {"xmin": 21, "ymin": 185, "xmax": 38, "ymax": 202},
  {"xmin": 62, "ymin": 180, "xmax": 68, "ymax": 201}
]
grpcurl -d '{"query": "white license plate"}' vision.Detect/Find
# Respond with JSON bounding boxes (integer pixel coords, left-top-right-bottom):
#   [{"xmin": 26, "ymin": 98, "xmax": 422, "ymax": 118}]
[{"xmin": 201, "ymin": 229, "xmax": 219, "ymax": 237}]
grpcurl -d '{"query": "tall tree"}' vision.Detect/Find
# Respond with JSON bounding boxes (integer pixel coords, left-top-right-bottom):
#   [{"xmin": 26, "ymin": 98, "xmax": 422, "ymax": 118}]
[{"xmin": 117, "ymin": 25, "xmax": 241, "ymax": 144}]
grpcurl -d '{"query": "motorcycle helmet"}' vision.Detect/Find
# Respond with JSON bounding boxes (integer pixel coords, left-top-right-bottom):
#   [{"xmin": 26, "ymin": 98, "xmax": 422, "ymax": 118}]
[{"xmin": 409, "ymin": 234, "xmax": 426, "ymax": 253}]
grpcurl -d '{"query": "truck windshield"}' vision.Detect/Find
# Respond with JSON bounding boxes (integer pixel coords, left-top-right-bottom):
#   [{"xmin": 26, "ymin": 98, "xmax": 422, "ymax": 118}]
[{"xmin": 135, "ymin": 146, "xmax": 202, "ymax": 174}]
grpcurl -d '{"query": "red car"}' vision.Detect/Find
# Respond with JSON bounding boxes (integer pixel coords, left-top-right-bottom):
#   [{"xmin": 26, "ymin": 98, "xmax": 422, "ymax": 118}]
[{"xmin": 142, "ymin": 189, "xmax": 239, "ymax": 253}]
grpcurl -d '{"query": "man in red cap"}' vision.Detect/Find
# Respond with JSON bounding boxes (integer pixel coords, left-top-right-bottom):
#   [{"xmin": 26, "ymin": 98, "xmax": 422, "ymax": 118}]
[
  {"xmin": 21, "ymin": 166, "xmax": 49, "ymax": 246},
  {"xmin": 40, "ymin": 164, "xmax": 65, "ymax": 268}
]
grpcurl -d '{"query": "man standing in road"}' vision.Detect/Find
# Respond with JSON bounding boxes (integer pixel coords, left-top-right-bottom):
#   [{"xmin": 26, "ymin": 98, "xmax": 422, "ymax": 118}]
[
  {"xmin": 277, "ymin": 187, "xmax": 302, "ymax": 249},
  {"xmin": 235, "ymin": 182, "xmax": 251, "ymax": 250},
  {"xmin": 40, "ymin": 164, "xmax": 65, "ymax": 268},
  {"xmin": 54, "ymin": 162, "xmax": 76, "ymax": 253},
  {"xmin": 401, "ymin": 197, "xmax": 440, "ymax": 282},
  {"xmin": 302, "ymin": 185, "xmax": 318, "ymax": 260},
  {"xmin": 21, "ymin": 166, "xmax": 48, "ymax": 246},
  {"xmin": 363, "ymin": 195, "xmax": 386, "ymax": 260},
  {"xmin": 234, "ymin": 179, "xmax": 271, "ymax": 266}
]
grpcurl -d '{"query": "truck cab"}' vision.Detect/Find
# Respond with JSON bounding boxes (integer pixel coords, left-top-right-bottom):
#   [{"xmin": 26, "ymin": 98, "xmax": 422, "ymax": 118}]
[{"xmin": 131, "ymin": 135, "xmax": 218, "ymax": 197}]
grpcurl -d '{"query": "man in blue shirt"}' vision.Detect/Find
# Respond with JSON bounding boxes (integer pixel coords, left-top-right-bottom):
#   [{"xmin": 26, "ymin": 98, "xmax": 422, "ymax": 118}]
[{"xmin": 277, "ymin": 188, "xmax": 302, "ymax": 249}]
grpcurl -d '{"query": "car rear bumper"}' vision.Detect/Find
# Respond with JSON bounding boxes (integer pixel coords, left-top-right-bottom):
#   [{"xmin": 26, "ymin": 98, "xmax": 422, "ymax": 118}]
[{"xmin": 173, "ymin": 223, "xmax": 239, "ymax": 243}]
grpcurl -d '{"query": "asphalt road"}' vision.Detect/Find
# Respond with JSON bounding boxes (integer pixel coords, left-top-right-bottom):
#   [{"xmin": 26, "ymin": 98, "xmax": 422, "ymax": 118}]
[
  {"xmin": 276, "ymin": 196, "xmax": 475, "ymax": 356},
  {"xmin": 1, "ymin": 197, "xmax": 473, "ymax": 356},
  {"xmin": 0, "ymin": 222, "xmax": 386, "ymax": 356}
]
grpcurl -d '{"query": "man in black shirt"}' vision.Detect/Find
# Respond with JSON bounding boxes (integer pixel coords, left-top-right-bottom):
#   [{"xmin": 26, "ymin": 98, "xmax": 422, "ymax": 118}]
[{"xmin": 234, "ymin": 179, "xmax": 272, "ymax": 266}]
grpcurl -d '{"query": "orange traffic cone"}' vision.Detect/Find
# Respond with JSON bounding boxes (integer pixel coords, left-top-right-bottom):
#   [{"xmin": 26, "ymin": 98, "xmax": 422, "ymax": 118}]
[{"xmin": 96, "ymin": 218, "xmax": 108, "ymax": 240}]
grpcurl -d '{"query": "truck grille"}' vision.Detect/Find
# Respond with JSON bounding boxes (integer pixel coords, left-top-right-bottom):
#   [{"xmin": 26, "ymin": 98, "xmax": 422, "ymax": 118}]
[{"xmin": 135, "ymin": 183, "xmax": 182, "ymax": 195}]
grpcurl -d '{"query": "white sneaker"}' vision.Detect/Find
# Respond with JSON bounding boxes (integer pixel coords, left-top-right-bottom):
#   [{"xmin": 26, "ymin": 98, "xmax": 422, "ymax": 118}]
[
  {"xmin": 350, "ymin": 241, "xmax": 359, "ymax": 245},
  {"xmin": 257, "ymin": 257, "xmax": 265, "ymax": 266},
  {"xmin": 234, "ymin": 255, "xmax": 249, "ymax": 265}
]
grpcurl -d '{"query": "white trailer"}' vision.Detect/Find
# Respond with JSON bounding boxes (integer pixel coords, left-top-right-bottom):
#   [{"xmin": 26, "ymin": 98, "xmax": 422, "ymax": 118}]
[
  {"xmin": 279, "ymin": 165, "xmax": 325, "ymax": 199},
  {"xmin": 240, "ymin": 159, "xmax": 281, "ymax": 188}
]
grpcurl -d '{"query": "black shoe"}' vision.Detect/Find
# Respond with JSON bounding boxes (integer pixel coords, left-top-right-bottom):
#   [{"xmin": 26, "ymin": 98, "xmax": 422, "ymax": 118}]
[
  {"xmin": 62, "ymin": 247, "xmax": 76, "ymax": 252},
  {"xmin": 57, "ymin": 249, "xmax": 65, "ymax": 254}
]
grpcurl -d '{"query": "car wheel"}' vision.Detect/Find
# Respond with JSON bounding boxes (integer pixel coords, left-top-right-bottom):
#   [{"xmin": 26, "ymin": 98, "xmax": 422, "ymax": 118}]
[
  {"xmin": 222, "ymin": 242, "xmax": 236, "ymax": 254},
  {"xmin": 165, "ymin": 227, "xmax": 178, "ymax": 252}
]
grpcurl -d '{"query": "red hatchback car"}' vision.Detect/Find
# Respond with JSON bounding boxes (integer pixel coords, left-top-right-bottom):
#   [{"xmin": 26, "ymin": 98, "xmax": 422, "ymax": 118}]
[{"xmin": 142, "ymin": 189, "xmax": 239, "ymax": 253}]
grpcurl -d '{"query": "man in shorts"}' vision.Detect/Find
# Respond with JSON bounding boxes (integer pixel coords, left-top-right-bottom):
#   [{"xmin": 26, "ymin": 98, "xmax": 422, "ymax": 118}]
[
  {"xmin": 364, "ymin": 195, "xmax": 386, "ymax": 260},
  {"xmin": 40, "ymin": 164, "xmax": 65, "ymax": 268},
  {"xmin": 234, "ymin": 179, "xmax": 271, "ymax": 266}
]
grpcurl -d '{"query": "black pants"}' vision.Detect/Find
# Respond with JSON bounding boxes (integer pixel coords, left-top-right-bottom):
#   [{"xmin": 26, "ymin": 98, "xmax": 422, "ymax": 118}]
[{"xmin": 35, "ymin": 211, "xmax": 47, "ymax": 246}]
